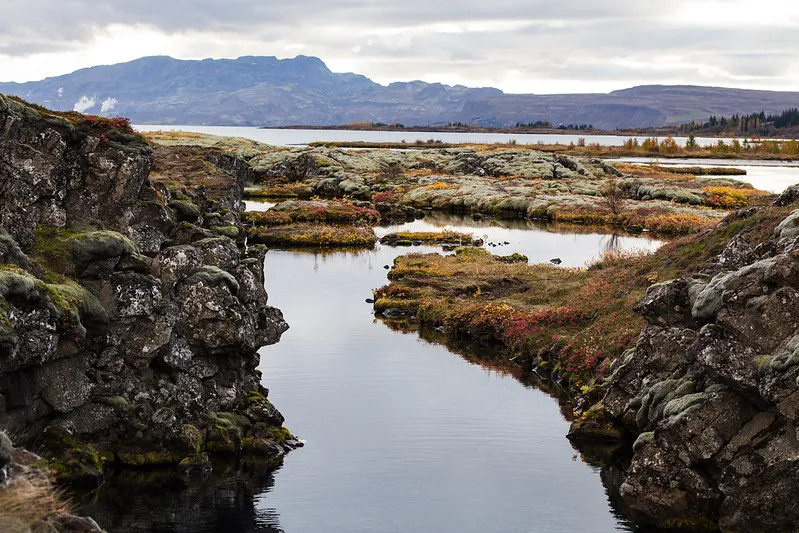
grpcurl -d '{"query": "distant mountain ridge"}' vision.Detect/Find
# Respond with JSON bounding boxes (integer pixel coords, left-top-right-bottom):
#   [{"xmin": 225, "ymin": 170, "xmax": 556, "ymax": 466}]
[{"xmin": 1, "ymin": 56, "xmax": 798, "ymax": 129}]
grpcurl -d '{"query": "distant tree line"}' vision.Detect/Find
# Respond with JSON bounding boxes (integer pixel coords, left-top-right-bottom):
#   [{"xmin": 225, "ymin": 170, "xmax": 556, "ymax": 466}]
[
  {"xmin": 679, "ymin": 108, "xmax": 799, "ymax": 136},
  {"xmin": 514, "ymin": 121, "xmax": 593, "ymax": 130}
]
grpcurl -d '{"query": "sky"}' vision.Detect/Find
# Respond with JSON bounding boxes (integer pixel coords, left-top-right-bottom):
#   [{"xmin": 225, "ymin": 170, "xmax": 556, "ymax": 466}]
[{"xmin": 1, "ymin": 0, "xmax": 798, "ymax": 94}]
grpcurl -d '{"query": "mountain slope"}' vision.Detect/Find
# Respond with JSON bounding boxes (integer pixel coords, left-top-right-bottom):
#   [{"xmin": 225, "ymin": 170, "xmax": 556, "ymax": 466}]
[{"xmin": 2, "ymin": 56, "xmax": 798, "ymax": 129}]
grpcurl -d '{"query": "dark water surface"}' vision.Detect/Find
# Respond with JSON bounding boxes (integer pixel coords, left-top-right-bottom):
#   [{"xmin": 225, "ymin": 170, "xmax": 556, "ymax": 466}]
[{"xmin": 80, "ymin": 229, "xmax": 660, "ymax": 532}]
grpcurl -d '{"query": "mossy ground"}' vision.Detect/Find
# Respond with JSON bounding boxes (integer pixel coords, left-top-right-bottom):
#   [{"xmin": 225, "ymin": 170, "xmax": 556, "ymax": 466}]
[
  {"xmin": 248, "ymin": 224, "xmax": 376, "ymax": 248},
  {"xmin": 375, "ymin": 203, "xmax": 793, "ymax": 392},
  {"xmin": 149, "ymin": 131, "xmax": 772, "ymax": 237},
  {"xmin": 379, "ymin": 231, "xmax": 480, "ymax": 246},
  {"xmin": 243, "ymin": 200, "xmax": 380, "ymax": 226}
]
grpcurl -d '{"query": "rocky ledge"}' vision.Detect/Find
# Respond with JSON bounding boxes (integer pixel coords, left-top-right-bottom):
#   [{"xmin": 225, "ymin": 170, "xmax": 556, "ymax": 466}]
[
  {"xmin": 0, "ymin": 94, "xmax": 293, "ymax": 486},
  {"xmin": 573, "ymin": 188, "xmax": 799, "ymax": 532}
]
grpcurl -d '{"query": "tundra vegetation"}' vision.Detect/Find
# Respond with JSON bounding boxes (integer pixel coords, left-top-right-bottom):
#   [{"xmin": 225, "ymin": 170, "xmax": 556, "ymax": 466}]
[
  {"xmin": 145, "ymin": 132, "xmax": 769, "ymax": 247},
  {"xmin": 372, "ymin": 204, "xmax": 790, "ymax": 397}
]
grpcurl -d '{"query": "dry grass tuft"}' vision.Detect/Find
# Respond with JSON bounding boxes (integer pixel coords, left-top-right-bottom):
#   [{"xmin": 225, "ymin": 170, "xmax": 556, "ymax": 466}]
[{"xmin": 0, "ymin": 473, "xmax": 70, "ymax": 533}]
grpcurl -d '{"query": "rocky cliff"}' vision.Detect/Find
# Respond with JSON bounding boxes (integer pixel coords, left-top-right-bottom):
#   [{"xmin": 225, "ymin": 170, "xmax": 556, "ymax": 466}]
[
  {"xmin": 580, "ymin": 191, "xmax": 799, "ymax": 531},
  {"xmin": 0, "ymin": 94, "xmax": 293, "ymax": 485}
]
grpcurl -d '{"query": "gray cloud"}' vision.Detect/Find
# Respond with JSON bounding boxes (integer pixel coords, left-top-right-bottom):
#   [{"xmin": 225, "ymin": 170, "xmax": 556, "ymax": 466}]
[{"xmin": 0, "ymin": 0, "xmax": 795, "ymax": 92}]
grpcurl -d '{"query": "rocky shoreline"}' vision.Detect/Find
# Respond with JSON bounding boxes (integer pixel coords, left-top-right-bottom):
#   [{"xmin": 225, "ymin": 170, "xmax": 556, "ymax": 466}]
[
  {"xmin": 578, "ymin": 187, "xmax": 799, "ymax": 531},
  {"xmin": 0, "ymin": 95, "xmax": 297, "ymax": 530},
  {"xmin": 373, "ymin": 184, "xmax": 799, "ymax": 531}
]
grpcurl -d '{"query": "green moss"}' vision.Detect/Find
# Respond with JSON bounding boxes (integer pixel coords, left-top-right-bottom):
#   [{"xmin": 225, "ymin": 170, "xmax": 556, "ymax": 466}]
[
  {"xmin": 43, "ymin": 427, "xmax": 105, "ymax": 483},
  {"xmin": 210, "ymin": 225, "xmax": 240, "ymax": 239},
  {"xmin": 183, "ymin": 266, "xmax": 240, "ymax": 294},
  {"xmin": 417, "ymin": 301, "xmax": 449, "ymax": 324},
  {"xmin": 31, "ymin": 227, "xmax": 79, "ymax": 276},
  {"xmin": 69, "ymin": 230, "xmax": 137, "ymax": 271},
  {"xmin": 373, "ymin": 298, "xmax": 418, "ymax": 313},
  {"xmin": 207, "ymin": 440, "xmax": 236, "ymax": 453},
  {"xmin": 168, "ymin": 200, "xmax": 202, "ymax": 222},
  {"xmin": 181, "ymin": 424, "xmax": 204, "ymax": 454},
  {"xmin": 496, "ymin": 253, "xmax": 528, "ymax": 263},
  {"xmin": 117, "ymin": 451, "xmax": 184, "ymax": 467},
  {"xmin": 379, "ymin": 231, "xmax": 477, "ymax": 246},
  {"xmin": 178, "ymin": 452, "xmax": 210, "ymax": 468},
  {"xmin": 753, "ymin": 354, "xmax": 773, "ymax": 369},
  {"xmin": 241, "ymin": 436, "xmax": 281, "ymax": 454},
  {"xmin": 659, "ymin": 516, "xmax": 719, "ymax": 531},
  {"xmin": 268, "ymin": 426, "xmax": 292, "ymax": 444},
  {"xmin": 95, "ymin": 395, "xmax": 131, "ymax": 411},
  {"xmin": 663, "ymin": 392, "xmax": 707, "ymax": 419},
  {"xmin": 44, "ymin": 281, "xmax": 108, "ymax": 324},
  {"xmin": 633, "ymin": 431, "xmax": 656, "ymax": 452},
  {"xmin": 247, "ymin": 224, "xmax": 377, "ymax": 248}
]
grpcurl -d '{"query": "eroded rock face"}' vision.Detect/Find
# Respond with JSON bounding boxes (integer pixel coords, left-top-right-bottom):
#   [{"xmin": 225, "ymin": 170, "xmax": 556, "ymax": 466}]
[
  {"xmin": 597, "ymin": 207, "xmax": 799, "ymax": 532},
  {"xmin": 0, "ymin": 95, "xmax": 291, "ymax": 476}
]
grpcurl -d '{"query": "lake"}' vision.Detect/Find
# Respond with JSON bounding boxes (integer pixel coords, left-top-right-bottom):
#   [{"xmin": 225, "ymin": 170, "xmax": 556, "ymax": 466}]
[
  {"xmin": 616, "ymin": 157, "xmax": 799, "ymax": 194},
  {"xmin": 134, "ymin": 124, "xmax": 743, "ymax": 149}
]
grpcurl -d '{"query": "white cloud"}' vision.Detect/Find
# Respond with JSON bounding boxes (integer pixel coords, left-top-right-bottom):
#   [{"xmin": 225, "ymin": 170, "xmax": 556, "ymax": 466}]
[
  {"xmin": 100, "ymin": 97, "xmax": 117, "ymax": 113},
  {"xmin": 73, "ymin": 95, "xmax": 95, "ymax": 112},
  {"xmin": 0, "ymin": 1, "xmax": 796, "ymax": 93}
]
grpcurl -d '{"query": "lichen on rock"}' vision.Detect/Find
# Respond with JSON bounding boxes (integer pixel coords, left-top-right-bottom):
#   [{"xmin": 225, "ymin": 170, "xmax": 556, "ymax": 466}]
[
  {"xmin": 0, "ymin": 95, "xmax": 293, "ymax": 489},
  {"xmin": 581, "ymin": 201, "xmax": 799, "ymax": 532}
]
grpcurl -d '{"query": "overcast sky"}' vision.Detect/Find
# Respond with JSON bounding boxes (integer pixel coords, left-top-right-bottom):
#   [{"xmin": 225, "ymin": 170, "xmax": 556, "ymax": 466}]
[{"xmin": 1, "ymin": 0, "xmax": 797, "ymax": 94}]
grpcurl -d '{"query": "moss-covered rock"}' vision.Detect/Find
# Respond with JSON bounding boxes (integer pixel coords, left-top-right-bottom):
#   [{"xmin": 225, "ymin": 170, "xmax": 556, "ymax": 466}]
[
  {"xmin": 69, "ymin": 230, "xmax": 137, "ymax": 273},
  {"xmin": 182, "ymin": 266, "xmax": 240, "ymax": 294},
  {"xmin": 42, "ymin": 426, "xmax": 106, "ymax": 484}
]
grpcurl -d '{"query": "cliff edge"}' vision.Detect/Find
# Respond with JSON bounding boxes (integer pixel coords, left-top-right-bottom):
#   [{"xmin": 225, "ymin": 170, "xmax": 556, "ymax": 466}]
[
  {"xmin": 580, "ymin": 189, "xmax": 799, "ymax": 532},
  {"xmin": 0, "ymin": 94, "xmax": 292, "ymax": 484}
]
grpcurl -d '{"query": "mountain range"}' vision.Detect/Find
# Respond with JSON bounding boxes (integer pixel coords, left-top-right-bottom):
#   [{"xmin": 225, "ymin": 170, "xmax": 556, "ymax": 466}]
[{"xmin": 1, "ymin": 55, "xmax": 798, "ymax": 129}]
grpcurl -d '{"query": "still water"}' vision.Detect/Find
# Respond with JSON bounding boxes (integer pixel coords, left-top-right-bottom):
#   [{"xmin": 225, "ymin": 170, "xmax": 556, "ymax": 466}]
[
  {"xmin": 79, "ymin": 222, "xmax": 660, "ymax": 532},
  {"xmin": 134, "ymin": 124, "xmax": 738, "ymax": 149},
  {"xmin": 373, "ymin": 212, "xmax": 662, "ymax": 267},
  {"xmin": 254, "ymin": 241, "xmax": 648, "ymax": 533},
  {"xmin": 616, "ymin": 157, "xmax": 799, "ymax": 194}
]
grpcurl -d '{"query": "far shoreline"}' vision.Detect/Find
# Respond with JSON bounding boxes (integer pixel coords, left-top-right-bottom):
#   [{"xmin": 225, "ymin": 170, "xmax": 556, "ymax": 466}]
[{"xmin": 260, "ymin": 123, "xmax": 799, "ymax": 140}]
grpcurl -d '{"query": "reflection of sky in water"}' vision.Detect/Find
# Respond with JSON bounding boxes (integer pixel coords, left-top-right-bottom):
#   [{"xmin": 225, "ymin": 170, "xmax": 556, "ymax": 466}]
[
  {"xmin": 244, "ymin": 200, "xmax": 276, "ymax": 212},
  {"xmin": 257, "ymin": 243, "xmax": 640, "ymax": 533},
  {"xmin": 616, "ymin": 157, "xmax": 799, "ymax": 194},
  {"xmin": 376, "ymin": 213, "xmax": 662, "ymax": 268},
  {"xmin": 244, "ymin": 200, "xmax": 663, "ymax": 268}
]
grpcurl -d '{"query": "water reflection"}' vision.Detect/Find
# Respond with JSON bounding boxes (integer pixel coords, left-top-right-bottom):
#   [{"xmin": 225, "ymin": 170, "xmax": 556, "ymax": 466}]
[
  {"xmin": 257, "ymin": 248, "xmax": 642, "ymax": 533},
  {"xmin": 376, "ymin": 213, "xmax": 662, "ymax": 267},
  {"xmin": 77, "ymin": 459, "xmax": 285, "ymax": 533},
  {"xmin": 75, "ymin": 222, "xmax": 664, "ymax": 533},
  {"xmin": 377, "ymin": 317, "xmax": 664, "ymax": 533},
  {"xmin": 614, "ymin": 157, "xmax": 799, "ymax": 194}
]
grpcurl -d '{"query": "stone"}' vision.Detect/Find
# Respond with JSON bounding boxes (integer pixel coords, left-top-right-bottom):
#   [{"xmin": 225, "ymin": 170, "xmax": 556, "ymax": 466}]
[
  {"xmin": 584, "ymin": 206, "xmax": 799, "ymax": 531},
  {"xmin": 0, "ymin": 96, "xmax": 291, "ymax": 483}
]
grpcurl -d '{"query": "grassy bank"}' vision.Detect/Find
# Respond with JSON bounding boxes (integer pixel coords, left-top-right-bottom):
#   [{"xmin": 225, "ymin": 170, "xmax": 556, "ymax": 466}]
[
  {"xmin": 372, "ymin": 204, "xmax": 791, "ymax": 395},
  {"xmin": 248, "ymin": 224, "xmax": 376, "ymax": 248}
]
